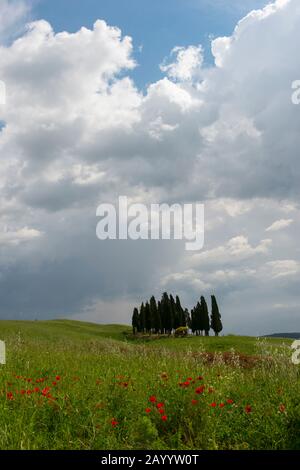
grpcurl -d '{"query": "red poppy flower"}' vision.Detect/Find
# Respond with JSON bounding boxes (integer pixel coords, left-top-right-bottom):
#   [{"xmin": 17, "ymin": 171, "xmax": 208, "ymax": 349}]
[
  {"xmin": 34, "ymin": 387, "xmax": 40, "ymax": 393},
  {"xmin": 245, "ymin": 405, "xmax": 252, "ymax": 413},
  {"xmin": 149, "ymin": 395, "xmax": 157, "ymax": 403},
  {"xmin": 187, "ymin": 377, "xmax": 193, "ymax": 381},
  {"xmin": 161, "ymin": 415, "xmax": 167, "ymax": 421},
  {"xmin": 197, "ymin": 376, "xmax": 203, "ymax": 380},
  {"xmin": 219, "ymin": 403, "xmax": 225, "ymax": 408},
  {"xmin": 145, "ymin": 408, "xmax": 151, "ymax": 413},
  {"xmin": 279, "ymin": 404, "xmax": 286, "ymax": 413},
  {"xmin": 195, "ymin": 386, "xmax": 205, "ymax": 394},
  {"xmin": 111, "ymin": 418, "xmax": 118, "ymax": 427},
  {"xmin": 52, "ymin": 381, "xmax": 57, "ymax": 386},
  {"xmin": 191, "ymin": 399, "xmax": 198, "ymax": 405},
  {"xmin": 56, "ymin": 376, "xmax": 61, "ymax": 381},
  {"xmin": 210, "ymin": 402, "xmax": 217, "ymax": 408},
  {"xmin": 6, "ymin": 392, "xmax": 14, "ymax": 400},
  {"xmin": 158, "ymin": 408, "xmax": 165, "ymax": 414},
  {"xmin": 227, "ymin": 399, "xmax": 234, "ymax": 405},
  {"xmin": 156, "ymin": 402, "xmax": 164, "ymax": 409},
  {"xmin": 20, "ymin": 389, "xmax": 26, "ymax": 395}
]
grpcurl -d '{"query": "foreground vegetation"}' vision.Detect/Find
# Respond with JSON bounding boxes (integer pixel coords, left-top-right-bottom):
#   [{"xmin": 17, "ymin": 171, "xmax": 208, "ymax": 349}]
[{"xmin": 0, "ymin": 320, "xmax": 299, "ymax": 450}]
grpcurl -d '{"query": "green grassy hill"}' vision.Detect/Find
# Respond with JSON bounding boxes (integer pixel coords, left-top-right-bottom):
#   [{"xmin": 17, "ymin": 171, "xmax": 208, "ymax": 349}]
[
  {"xmin": 0, "ymin": 320, "xmax": 299, "ymax": 450},
  {"xmin": 0, "ymin": 319, "xmax": 293, "ymax": 355}
]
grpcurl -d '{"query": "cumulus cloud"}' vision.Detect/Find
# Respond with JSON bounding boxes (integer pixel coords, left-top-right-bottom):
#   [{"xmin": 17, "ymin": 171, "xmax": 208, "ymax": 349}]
[
  {"xmin": 265, "ymin": 259, "xmax": 300, "ymax": 278},
  {"xmin": 0, "ymin": 0, "xmax": 31, "ymax": 43},
  {"xmin": 160, "ymin": 45, "xmax": 204, "ymax": 81},
  {"xmin": 265, "ymin": 218, "xmax": 294, "ymax": 232},
  {"xmin": 0, "ymin": 226, "xmax": 42, "ymax": 246},
  {"xmin": 190, "ymin": 236, "xmax": 272, "ymax": 267}
]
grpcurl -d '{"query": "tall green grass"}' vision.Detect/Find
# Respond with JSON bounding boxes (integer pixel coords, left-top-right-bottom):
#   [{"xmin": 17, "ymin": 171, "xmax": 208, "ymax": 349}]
[{"xmin": 0, "ymin": 320, "xmax": 299, "ymax": 450}]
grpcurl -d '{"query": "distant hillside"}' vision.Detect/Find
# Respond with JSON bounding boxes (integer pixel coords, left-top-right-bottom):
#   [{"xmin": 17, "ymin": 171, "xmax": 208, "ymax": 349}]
[{"xmin": 263, "ymin": 332, "xmax": 300, "ymax": 339}]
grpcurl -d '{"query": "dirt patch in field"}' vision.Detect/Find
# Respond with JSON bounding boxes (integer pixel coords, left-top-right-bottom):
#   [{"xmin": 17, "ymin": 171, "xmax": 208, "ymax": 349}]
[{"xmin": 192, "ymin": 351, "xmax": 274, "ymax": 369}]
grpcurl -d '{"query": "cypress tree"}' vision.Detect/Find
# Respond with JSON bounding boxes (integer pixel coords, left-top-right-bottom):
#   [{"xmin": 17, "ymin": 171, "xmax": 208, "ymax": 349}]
[
  {"xmin": 211, "ymin": 295, "xmax": 223, "ymax": 336},
  {"xmin": 201, "ymin": 296, "xmax": 210, "ymax": 336},
  {"xmin": 175, "ymin": 295, "xmax": 185, "ymax": 327},
  {"xmin": 157, "ymin": 301, "xmax": 163, "ymax": 334},
  {"xmin": 145, "ymin": 301, "xmax": 152, "ymax": 333},
  {"xmin": 150, "ymin": 295, "xmax": 161, "ymax": 333},
  {"xmin": 132, "ymin": 307, "xmax": 139, "ymax": 335},
  {"xmin": 191, "ymin": 307, "xmax": 196, "ymax": 334},
  {"xmin": 160, "ymin": 293, "xmax": 167, "ymax": 334},
  {"xmin": 161, "ymin": 292, "xmax": 172, "ymax": 334},
  {"xmin": 195, "ymin": 302, "xmax": 202, "ymax": 335},
  {"xmin": 198, "ymin": 301, "xmax": 205, "ymax": 335},
  {"xmin": 139, "ymin": 302, "xmax": 145, "ymax": 333},
  {"xmin": 169, "ymin": 294, "xmax": 176, "ymax": 333},
  {"xmin": 184, "ymin": 308, "xmax": 191, "ymax": 329}
]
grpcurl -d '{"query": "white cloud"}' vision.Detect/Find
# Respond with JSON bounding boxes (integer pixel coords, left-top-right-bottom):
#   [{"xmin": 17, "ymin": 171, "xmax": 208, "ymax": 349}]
[
  {"xmin": 265, "ymin": 218, "xmax": 294, "ymax": 232},
  {"xmin": 190, "ymin": 235, "xmax": 272, "ymax": 267},
  {"xmin": 160, "ymin": 45, "xmax": 204, "ymax": 81},
  {"xmin": 0, "ymin": 227, "xmax": 42, "ymax": 246},
  {"xmin": 265, "ymin": 259, "xmax": 300, "ymax": 278},
  {"xmin": 0, "ymin": 0, "xmax": 30, "ymax": 42}
]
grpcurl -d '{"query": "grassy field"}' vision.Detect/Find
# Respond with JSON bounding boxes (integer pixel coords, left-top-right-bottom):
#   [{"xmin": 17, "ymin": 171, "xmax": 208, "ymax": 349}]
[{"xmin": 0, "ymin": 319, "xmax": 299, "ymax": 450}]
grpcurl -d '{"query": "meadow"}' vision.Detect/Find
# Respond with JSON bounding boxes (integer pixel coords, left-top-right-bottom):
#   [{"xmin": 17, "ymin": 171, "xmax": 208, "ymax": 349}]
[{"xmin": 0, "ymin": 319, "xmax": 299, "ymax": 450}]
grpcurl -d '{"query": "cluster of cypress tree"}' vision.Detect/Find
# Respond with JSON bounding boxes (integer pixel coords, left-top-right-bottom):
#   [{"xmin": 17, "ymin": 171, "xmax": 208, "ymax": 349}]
[{"xmin": 132, "ymin": 293, "xmax": 223, "ymax": 336}]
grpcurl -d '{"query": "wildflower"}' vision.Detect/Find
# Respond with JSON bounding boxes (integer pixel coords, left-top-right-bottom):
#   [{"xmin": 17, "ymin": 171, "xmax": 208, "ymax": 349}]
[
  {"xmin": 158, "ymin": 408, "xmax": 165, "ymax": 414},
  {"xmin": 195, "ymin": 386, "xmax": 205, "ymax": 394},
  {"xmin": 42, "ymin": 387, "xmax": 51, "ymax": 396},
  {"xmin": 20, "ymin": 389, "xmax": 26, "ymax": 395},
  {"xmin": 6, "ymin": 392, "xmax": 14, "ymax": 400},
  {"xmin": 197, "ymin": 376, "xmax": 204, "ymax": 381},
  {"xmin": 52, "ymin": 381, "xmax": 57, "ymax": 386},
  {"xmin": 210, "ymin": 402, "xmax": 217, "ymax": 408},
  {"xmin": 191, "ymin": 399, "xmax": 198, "ymax": 405},
  {"xmin": 227, "ymin": 399, "xmax": 234, "ymax": 405},
  {"xmin": 34, "ymin": 387, "xmax": 40, "ymax": 393},
  {"xmin": 145, "ymin": 408, "xmax": 151, "ymax": 414},
  {"xmin": 279, "ymin": 404, "xmax": 286, "ymax": 413},
  {"xmin": 149, "ymin": 395, "xmax": 157, "ymax": 403},
  {"xmin": 187, "ymin": 377, "xmax": 193, "ymax": 381},
  {"xmin": 161, "ymin": 415, "xmax": 167, "ymax": 421},
  {"xmin": 26, "ymin": 390, "xmax": 32, "ymax": 395},
  {"xmin": 55, "ymin": 376, "xmax": 61, "ymax": 381},
  {"xmin": 245, "ymin": 405, "xmax": 252, "ymax": 414},
  {"xmin": 111, "ymin": 418, "xmax": 118, "ymax": 428},
  {"xmin": 219, "ymin": 403, "xmax": 225, "ymax": 408},
  {"xmin": 156, "ymin": 402, "xmax": 164, "ymax": 409}
]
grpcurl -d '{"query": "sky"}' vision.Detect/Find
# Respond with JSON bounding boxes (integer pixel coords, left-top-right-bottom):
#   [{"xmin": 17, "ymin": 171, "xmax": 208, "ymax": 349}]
[{"xmin": 0, "ymin": 0, "xmax": 299, "ymax": 335}]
